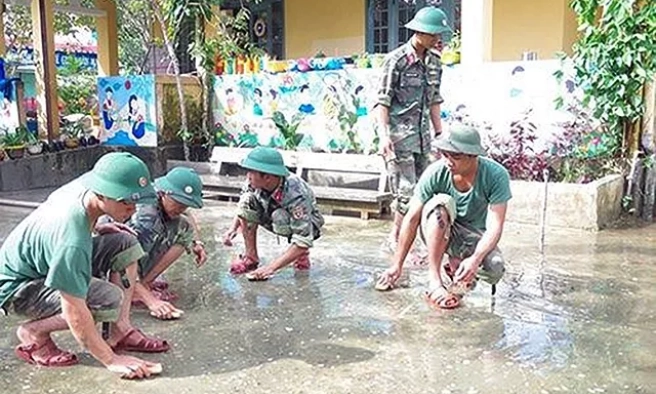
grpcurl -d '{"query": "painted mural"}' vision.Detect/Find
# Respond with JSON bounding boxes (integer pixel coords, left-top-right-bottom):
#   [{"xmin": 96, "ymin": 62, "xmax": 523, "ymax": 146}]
[
  {"xmin": 0, "ymin": 78, "xmax": 21, "ymax": 134},
  {"xmin": 212, "ymin": 59, "xmax": 585, "ymax": 155},
  {"xmin": 97, "ymin": 75, "xmax": 157, "ymax": 147}
]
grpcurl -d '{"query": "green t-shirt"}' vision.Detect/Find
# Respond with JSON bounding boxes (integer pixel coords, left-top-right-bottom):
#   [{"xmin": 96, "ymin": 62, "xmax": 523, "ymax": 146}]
[
  {"xmin": 415, "ymin": 156, "xmax": 512, "ymax": 231},
  {"xmin": 0, "ymin": 179, "xmax": 93, "ymax": 310}
]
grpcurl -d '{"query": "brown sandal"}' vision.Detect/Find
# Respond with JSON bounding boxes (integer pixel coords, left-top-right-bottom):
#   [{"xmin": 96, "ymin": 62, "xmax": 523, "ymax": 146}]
[
  {"xmin": 15, "ymin": 338, "xmax": 78, "ymax": 367},
  {"xmin": 229, "ymin": 254, "xmax": 259, "ymax": 275},
  {"xmin": 111, "ymin": 328, "xmax": 170, "ymax": 353}
]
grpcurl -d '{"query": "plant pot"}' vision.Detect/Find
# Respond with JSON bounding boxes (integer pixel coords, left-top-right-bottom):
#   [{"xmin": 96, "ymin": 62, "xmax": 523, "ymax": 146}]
[
  {"xmin": 27, "ymin": 143, "xmax": 43, "ymax": 155},
  {"xmin": 5, "ymin": 145, "xmax": 26, "ymax": 160},
  {"xmin": 65, "ymin": 137, "xmax": 80, "ymax": 149},
  {"xmin": 87, "ymin": 136, "xmax": 100, "ymax": 146}
]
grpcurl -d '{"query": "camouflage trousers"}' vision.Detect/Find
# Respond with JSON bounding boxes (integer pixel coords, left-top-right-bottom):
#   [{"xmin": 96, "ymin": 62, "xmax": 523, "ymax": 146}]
[
  {"xmin": 137, "ymin": 216, "xmax": 193, "ymax": 278},
  {"xmin": 419, "ymin": 194, "xmax": 505, "ymax": 285},
  {"xmin": 5, "ymin": 233, "xmax": 144, "ymax": 322},
  {"xmin": 386, "ymin": 150, "xmax": 431, "ymax": 215},
  {"xmin": 237, "ymin": 192, "xmax": 321, "ymax": 242}
]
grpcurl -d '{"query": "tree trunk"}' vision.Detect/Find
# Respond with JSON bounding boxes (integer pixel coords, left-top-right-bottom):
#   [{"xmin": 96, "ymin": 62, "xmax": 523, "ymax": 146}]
[
  {"xmin": 150, "ymin": 0, "xmax": 190, "ymax": 161},
  {"xmin": 194, "ymin": 18, "xmax": 212, "ymax": 152}
]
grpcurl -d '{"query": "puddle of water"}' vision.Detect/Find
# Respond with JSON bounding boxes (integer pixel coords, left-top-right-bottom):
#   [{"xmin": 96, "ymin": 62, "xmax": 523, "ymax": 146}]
[{"xmin": 0, "ymin": 205, "xmax": 655, "ymax": 393}]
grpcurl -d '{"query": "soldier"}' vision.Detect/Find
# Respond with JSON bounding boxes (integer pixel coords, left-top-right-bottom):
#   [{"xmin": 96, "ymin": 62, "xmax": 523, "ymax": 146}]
[
  {"xmin": 223, "ymin": 147, "xmax": 324, "ymax": 281},
  {"xmin": 129, "ymin": 167, "xmax": 207, "ymax": 320},
  {"xmin": 375, "ymin": 125, "xmax": 511, "ymax": 309},
  {"xmin": 0, "ymin": 152, "xmax": 167, "ymax": 379},
  {"xmin": 376, "ymin": 6, "xmax": 451, "ymax": 254}
]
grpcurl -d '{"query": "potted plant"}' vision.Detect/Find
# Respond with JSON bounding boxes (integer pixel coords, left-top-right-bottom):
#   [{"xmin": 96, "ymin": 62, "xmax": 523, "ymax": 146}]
[
  {"xmin": 1, "ymin": 129, "xmax": 27, "ymax": 159},
  {"xmin": 60, "ymin": 117, "xmax": 84, "ymax": 149},
  {"xmin": 22, "ymin": 127, "xmax": 43, "ymax": 155}
]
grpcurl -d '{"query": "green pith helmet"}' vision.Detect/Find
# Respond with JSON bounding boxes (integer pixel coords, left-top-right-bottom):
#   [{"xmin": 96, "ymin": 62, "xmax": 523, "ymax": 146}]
[
  {"xmin": 405, "ymin": 6, "xmax": 451, "ymax": 35},
  {"xmin": 155, "ymin": 167, "xmax": 204, "ymax": 209},
  {"xmin": 240, "ymin": 146, "xmax": 290, "ymax": 177},
  {"xmin": 433, "ymin": 124, "xmax": 488, "ymax": 156},
  {"xmin": 80, "ymin": 152, "xmax": 157, "ymax": 203}
]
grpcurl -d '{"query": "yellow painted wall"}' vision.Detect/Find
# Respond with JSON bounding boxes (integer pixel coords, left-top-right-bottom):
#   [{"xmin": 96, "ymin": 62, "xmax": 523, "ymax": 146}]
[
  {"xmin": 491, "ymin": 0, "xmax": 578, "ymax": 61},
  {"xmin": 285, "ymin": 0, "xmax": 365, "ymax": 59}
]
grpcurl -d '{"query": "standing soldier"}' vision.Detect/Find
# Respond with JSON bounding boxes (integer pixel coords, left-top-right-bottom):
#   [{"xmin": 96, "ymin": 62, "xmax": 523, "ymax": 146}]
[
  {"xmin": 223, "ymin": 147, "xmax": 325, "ymax": 281},
  {"xmin": 376, "ymin": 6, "xmax": 451, "ymax": 253}
]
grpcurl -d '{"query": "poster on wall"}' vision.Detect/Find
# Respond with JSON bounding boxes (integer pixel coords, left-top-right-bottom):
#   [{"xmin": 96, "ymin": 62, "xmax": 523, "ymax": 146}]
[
  {"xmin": 97, "ymin": 75, "xmax": 157, "ymax": 147},
  {"xmin": 212, "ymin": 60, "xmax": 583, "ymax": 155}
]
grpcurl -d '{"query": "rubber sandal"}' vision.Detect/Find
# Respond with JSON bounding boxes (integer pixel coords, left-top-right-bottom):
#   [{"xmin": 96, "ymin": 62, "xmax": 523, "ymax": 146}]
[
  {"xmin": 111, "ymin": 328, "xmax": 170, "ymax": 354},
  {"xmin": 423, "ymin": 290, "xmax": 461, "ymax": 310},
  {"xmin": 294, "ymin": 254, "xmax": 311, "ymax": 271},
  {"xmin": 15, "ymin": 339, "xmax": 78, "ymax": 367},
  {"xmin": 229, "ymin": 254, "xmax": 259, "ymax": 275}
]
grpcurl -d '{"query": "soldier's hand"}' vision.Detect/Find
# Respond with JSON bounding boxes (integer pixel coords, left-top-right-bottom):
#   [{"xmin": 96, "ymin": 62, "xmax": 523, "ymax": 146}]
[
  {"xmin": 106, "ymin": 354, "xmax": 161, "ymax": 379},
  {"xmin": 192, "ymin": 242, "xmax": 207, "ymax": 267},
  {"xmin": 379, "ymin": 136, "xmax": 396, "ymax": 162},
  {"xmin": 222, "ymin": 227, "xmax": 240, "ymax": 247}
]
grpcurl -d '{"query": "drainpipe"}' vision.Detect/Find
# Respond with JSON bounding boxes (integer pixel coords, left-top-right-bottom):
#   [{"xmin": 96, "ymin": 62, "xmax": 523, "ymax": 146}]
[{"xmin": 38, "ymin": 0, "xmax": 55, "ymax": 143}]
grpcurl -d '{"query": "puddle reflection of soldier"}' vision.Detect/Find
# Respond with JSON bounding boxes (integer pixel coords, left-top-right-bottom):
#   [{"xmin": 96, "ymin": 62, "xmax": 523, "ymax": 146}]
[
  {"xmin": 223, "ymin": 147, "xmax": 325, "ymax": 281},
  {"xmin": 375, "ymin": 6, "xmax": 451, "ymax": 254},
  {"xmin": 376, "ymin": 125, "xmax": 511, "ymax": 310}
]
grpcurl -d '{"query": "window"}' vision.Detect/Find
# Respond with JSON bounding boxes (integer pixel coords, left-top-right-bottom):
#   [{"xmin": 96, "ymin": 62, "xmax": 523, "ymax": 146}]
[
  {"xmin": 222, "ymin": 0, "xmax": 285, "ymax": 60},
  {"xmin": 366, "ymin": 0, "xmax": 461, "ymax": 54}
]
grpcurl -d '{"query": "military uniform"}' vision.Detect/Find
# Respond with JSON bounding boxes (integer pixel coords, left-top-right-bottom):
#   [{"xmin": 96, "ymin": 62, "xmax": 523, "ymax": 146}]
[
  {"xmin": 377, "ymin": 39, "xmax": 445, "ymax": 215},
  {"xmin": 129, "ymin": 203, "xmax": 194, "ymax": 278},
  {"xmin": 237, "ymin": 174, "xmax": 324, "ymax": 248},
  {"xmin": 128, "ymin": 166, "xmax": 204, "ymax": 278}
]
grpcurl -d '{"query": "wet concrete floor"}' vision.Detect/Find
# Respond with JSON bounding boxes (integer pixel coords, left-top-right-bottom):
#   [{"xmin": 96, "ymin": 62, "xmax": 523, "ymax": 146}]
[{"xmin": 0, "ymin": 200, "xmax": 655, "ymax": 394}]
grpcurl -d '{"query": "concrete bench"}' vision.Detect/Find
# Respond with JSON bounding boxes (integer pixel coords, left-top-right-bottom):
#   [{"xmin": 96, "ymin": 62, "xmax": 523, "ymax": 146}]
[
  {"xmin": 293, "ymin": 151, "xmax": 392, "ymax": 219},
  {"xmin": 197, "ymin": 147, "xmax": 393, "ymax": 219}
]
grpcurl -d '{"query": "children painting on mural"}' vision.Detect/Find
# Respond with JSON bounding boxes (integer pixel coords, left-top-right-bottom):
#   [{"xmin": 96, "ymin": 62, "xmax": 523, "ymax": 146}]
[
  {"xmin": 375, "ymin": 6, "xmax": 450, "ymax": 253},
  {"xmin": 223, "ymin": 147, "xmax": 325, "ymax": 281}
]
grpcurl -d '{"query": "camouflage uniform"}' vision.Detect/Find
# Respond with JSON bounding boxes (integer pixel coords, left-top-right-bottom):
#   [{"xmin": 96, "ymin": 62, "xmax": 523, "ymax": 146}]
[
  {"xmin": 376, "ymin": 40, "xmax": 444, "ymax": 214},
  {"xmin": 129, "ymin": 202, "xmax": 195, "ymax": 278},
  {"xmin": 237, "ymin": 174, "xmax": 324, "ymax": 248}
]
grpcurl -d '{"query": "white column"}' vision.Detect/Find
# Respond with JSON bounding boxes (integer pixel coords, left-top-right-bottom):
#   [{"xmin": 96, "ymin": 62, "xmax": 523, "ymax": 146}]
[{"xmin": 460, "ymin": 0, "xmax": 494, "ymax": 64}]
